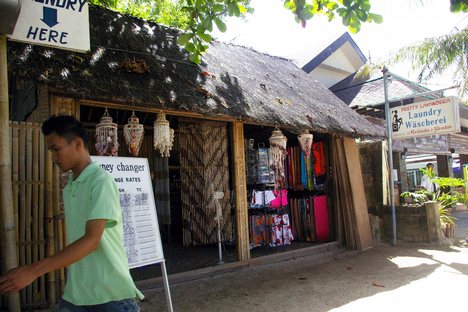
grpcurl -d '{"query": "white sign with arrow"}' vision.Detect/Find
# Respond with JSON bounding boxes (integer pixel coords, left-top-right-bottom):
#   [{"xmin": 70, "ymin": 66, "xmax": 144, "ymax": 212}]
[{"xmin": 8, "ymin": 0, "xmax": 90, "ymax": 52}]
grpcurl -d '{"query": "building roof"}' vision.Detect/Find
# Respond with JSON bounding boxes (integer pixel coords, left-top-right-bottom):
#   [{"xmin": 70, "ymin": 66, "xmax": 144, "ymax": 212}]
[
  {"xmin": 301, "ymin": 32, "xmax": 367, "ymax": 88},
  {"xmin": 7, "ymin": 5, "xmax": 384, "ymax": 138},
  {"xmin": 332, "ymin": 73, "xmax": 444, "ymax": 118}
]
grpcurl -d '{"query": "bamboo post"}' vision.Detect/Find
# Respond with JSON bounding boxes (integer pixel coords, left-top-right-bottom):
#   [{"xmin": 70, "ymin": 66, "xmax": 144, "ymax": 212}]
[
  {"xmin": 45, "ymin": 148, "xmax": 56, "ymax": 305},
  {"xmin": 18, "ymin": 124, "xmax": 26, "ymax": 305},
  {"xmin": 55, "ymin": 170, "xmax": 65, "ymax": 295},
  {"xmin": 25, "ymin": 123, "xmax": 33, "ymax": 303},
  {"xmin": 32, "ymin": 125, "xmax": 40, "ymax": 303},
  {"xmin": 12, "ymin": 123, "xmax": 19, "ymax": 254},
  {"xmin": 0, "ymin": 35, "xmax": 21, "ymax": 311},
  {"xmin": 38, "ymin": 128, "xmax": 46, "ymax": 304}
]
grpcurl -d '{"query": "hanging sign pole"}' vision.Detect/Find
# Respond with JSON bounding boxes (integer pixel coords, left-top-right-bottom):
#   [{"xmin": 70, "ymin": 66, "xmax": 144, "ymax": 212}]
[{"xmin": 383, "ymin": 66, "xmax": 397, "ymax": 246}]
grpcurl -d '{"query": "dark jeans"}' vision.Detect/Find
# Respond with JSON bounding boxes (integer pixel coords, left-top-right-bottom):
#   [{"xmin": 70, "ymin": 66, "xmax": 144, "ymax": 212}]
[{"xmin": 58, "ymin": 298, "xmax": 140, "ymax": 312}]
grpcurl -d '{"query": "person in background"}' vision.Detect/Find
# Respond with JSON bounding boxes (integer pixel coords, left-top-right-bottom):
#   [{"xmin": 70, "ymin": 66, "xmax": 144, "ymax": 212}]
[
  {"xmin": 0, "ymin": 115, "xmax": 143, "ymax": 311},
  {"xmin": 420, "ymin": 162, "xmax": 438, "ymax": 193}
]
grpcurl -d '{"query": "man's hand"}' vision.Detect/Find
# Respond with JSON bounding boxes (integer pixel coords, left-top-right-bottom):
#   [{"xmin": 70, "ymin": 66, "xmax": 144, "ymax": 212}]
[
  {"xmin": 0, "ymin": 219, "xmax": 107, "ymax": 295},
  {"xmin": 0, "ymin": 264, "xmax": 39, "ymax": 295}
]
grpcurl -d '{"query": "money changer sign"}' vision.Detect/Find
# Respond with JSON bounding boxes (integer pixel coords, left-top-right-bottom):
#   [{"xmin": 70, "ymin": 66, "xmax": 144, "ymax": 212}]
[
  {"xmin": 391, "ymin": 97, "xmax": 460, "ymax": 140},
  {"xmin": 9, "ymin": 0, "xmax": 90, "ymax": 52}
]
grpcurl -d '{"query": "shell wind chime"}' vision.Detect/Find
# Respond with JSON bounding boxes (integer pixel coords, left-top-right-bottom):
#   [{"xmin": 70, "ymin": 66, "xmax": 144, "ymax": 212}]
[
  {"xmin": 269, "ymin": 128, "xmax": 287, "ymax": 180},
  {"xmin": 95, "ymin": 108, "xmax": 119, "ymax": 156},
  {"xmin": 153, "ymin": 113, "xmax": 174, "ymax": 157},
  {"xmin": 298, "ymin": 129, "xmax": 313, "ymax": 157},
  {"xmin": 124, "ymin": 111, "xmax": 145, "ymax": 157}
]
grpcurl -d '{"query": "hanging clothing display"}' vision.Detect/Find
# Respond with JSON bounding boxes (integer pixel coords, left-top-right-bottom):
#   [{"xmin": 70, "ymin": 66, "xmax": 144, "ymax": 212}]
[
  {"xmin": 288, "ymin": 195, "xmax": 330, "ymax": 243},
  {"xmin": 249, "ymin": 213, "xmax": 293, "ymax": 248},
  {"xmin": 289, "ymin": 196, "xmax": 316, "ymax": 242},
  {"xmin": 285, "ymin": 146, "xmax": 315, "ymax": 191}
]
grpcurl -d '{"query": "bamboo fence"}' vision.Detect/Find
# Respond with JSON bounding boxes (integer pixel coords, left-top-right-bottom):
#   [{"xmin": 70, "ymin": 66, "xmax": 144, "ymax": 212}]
[{"xmin": 8, "ymin": 122, "xmax": 64, "ymax": 309}]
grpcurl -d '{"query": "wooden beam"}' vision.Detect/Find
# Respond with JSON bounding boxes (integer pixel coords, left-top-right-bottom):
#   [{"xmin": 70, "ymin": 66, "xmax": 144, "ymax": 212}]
[
  {"xmin": 343, "ymin": 137, "xmax": 373, "ymax": 250},
  {"xmin": 78, "ymin": 99, "xmax": 239, "ymax": 123},
  {"xmin": 231, "ymin": 122, "xmax": 250, "ymax": 261}
]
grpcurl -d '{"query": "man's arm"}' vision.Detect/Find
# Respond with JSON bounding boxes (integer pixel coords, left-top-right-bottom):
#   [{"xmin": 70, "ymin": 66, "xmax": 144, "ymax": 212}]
[{"xmin": 0, "ymin": 219, "xmax": 107, "ymax": 295}]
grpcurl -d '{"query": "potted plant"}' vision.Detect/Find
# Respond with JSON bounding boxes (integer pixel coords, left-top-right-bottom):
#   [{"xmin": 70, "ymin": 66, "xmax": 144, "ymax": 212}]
[{"xmin": 400, "ymin": 168, "xmax": 465, "ymax": 238}]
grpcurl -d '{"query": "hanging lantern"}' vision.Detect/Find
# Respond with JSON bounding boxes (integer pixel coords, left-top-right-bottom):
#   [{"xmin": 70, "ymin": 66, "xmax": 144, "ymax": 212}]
[
  {"xmin": 298, "ymin": 129, "xmax": 313, "ymax": 158},
  {"xmin": 269, "ymin": 128, "xmax": 287, "ymax": 179},
  {"xmin": 124, "ymin": 111, "xmax": 145, "ymax": 157},
  {"xmin": 95, "ymin": 108, "xmax": 119, "ymax": 156},
  {"xmin": 153, "ymin": 113, "xmax": 174, "ymax": 157}
]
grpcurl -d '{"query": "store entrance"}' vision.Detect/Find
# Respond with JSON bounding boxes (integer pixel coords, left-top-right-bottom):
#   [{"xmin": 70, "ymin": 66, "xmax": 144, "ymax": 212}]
[
  {"xmin": 80, "ymin": 106, "xmax": 238, "ymax": 280},
  {"xmin": 243, "ymin": 124, "xmax": 335, "ymax": 255}
]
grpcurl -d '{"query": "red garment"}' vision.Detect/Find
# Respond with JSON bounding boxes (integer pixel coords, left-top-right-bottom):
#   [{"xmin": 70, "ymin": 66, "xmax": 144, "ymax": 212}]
[
  {"xmin": 314, "ymin": 195, "xmax": 329, "ymax": 242},
  {"xmin": 313, "ymin": 142, "xmax": 326, "ymax": 176}
]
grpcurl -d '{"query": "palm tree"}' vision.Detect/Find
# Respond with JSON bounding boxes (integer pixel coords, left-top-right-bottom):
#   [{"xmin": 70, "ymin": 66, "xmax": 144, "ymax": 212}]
[{"xmin": 390, "ymin": 26, "xmax": 467, "ymax": 99}]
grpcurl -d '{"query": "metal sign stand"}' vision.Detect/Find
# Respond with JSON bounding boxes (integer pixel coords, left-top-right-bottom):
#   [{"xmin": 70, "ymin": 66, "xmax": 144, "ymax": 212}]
[{"xmin": 160, "ymin": 260, "xmax": 173, "ymax": 312}]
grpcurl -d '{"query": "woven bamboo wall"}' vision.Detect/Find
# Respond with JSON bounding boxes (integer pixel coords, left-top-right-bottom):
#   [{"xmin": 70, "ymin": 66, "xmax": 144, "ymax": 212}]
[{"xmin": 179, "ymin": 119, "xmax": 232, "ymax": 246}]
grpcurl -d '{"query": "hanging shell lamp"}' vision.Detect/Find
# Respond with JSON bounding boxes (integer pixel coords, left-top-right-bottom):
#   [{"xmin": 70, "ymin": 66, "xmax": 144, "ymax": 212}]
[
  {"xmin": 95, "ymin": 108, "xmax": 119, "ymax": 156},
  {"xmin": 124, "ymin": 111, "xmax": 145, "ymax": 157},
  {"xmin": 298, "ymin": 129, "xmax": 313, "ymax": 158},
  {"xmin": 153, "ymin": 113, "xmax": 174, "ymax": 157},
  {"xmin": 269, "ymin": 128, "xmax": 287, "ymax": 179}
]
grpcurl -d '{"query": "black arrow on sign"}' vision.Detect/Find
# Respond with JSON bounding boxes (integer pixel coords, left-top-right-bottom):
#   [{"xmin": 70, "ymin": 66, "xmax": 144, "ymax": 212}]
[{"xmin": 41, "ymin": 7, "xmax": 59, "ymax": 28}]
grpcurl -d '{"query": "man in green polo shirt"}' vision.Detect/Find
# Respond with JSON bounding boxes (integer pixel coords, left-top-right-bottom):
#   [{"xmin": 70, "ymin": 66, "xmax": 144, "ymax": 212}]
[{"xmin": 0, "ymin": 115, "xmax": 143, "ymax": 311}]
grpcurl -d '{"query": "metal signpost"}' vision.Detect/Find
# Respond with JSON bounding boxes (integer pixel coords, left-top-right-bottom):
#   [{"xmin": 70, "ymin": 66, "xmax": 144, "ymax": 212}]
[{"xmin": 383, "ymin": 67, "xmax": 397, "ymax": 246}]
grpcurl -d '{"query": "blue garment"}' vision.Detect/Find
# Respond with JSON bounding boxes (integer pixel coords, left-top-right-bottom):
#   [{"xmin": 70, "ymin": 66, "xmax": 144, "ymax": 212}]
[
  {"xmin": 300, "ymin": 150, "xmax": 308, "ymax": 189},
  {"xmin": 58, "ymin": 298, "xmax": 140, "ymax": 312}
]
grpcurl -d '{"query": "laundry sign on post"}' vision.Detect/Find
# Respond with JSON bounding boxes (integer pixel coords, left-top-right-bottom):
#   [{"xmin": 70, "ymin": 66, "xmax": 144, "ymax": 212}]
[
  {"xmin": 391, "ymin": 97, "xmax": 460, "ymax": 140},
  {"xmin": 91, "ymin": 156, "xmax": 173, "ymax": 312},
  {"xmin": 8, "ymin": 0, "xmax": 90, "ymax": 52}
]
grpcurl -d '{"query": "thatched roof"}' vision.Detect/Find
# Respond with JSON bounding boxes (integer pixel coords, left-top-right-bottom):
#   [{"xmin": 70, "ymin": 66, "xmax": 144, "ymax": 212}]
[{"xmin": 7, "ymin": 4, "xmax": 384, "ymax": 138}]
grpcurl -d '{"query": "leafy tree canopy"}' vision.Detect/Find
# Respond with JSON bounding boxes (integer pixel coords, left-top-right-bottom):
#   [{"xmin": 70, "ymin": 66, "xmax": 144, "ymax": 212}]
[
  {"xmin": 90, "ymin": 0, "xmax": 466, "ymax": 65},
  {"xmin": 89, "ymin": 0, "xmax": 384, "ymax": 63}
]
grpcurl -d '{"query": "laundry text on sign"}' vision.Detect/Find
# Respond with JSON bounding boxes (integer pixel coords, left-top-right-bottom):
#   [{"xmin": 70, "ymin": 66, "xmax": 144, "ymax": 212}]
[{"xmin": 33, "ymin": 0, "xmax": 88, "ymax": 12}]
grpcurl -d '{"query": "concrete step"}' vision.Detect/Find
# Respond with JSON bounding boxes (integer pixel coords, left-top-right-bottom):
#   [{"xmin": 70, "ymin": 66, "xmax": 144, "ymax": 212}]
[{"xmin": 136, "ymin": 241, "xmax": 349, "ymax": 292}]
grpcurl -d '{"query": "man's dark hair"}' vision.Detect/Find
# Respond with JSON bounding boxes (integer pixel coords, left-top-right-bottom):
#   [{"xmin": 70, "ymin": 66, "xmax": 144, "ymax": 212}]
[
  {"xmin": 426, "ymin": 162, "xmax": 434, "ymax": 168},
  {"xmin": 41, "ymin": 115, "xmax": 89, "ymax": 147}
]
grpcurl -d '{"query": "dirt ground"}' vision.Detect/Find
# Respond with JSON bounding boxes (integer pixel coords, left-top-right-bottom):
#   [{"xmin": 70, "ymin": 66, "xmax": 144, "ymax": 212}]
[
  {"xmin": 139, "ymin": 212, "xmax": 468, "ymax": 312},
  {"xmin": 30, "ymin": 211, "xmax": 468, "ymax": 312}
]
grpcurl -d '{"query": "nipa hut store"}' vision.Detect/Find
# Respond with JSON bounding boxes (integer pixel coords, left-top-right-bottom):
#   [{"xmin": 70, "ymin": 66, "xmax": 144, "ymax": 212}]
[{"xmin": 76, "ymin": 105, "xmax": 352, "ymax": 276}]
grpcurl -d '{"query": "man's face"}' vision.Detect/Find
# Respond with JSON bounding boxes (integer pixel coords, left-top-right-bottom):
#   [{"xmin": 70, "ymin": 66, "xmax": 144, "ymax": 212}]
[
  {"xmin": 46, "ymin": 133, "xmax": 79, "ymax": 172},
  {"xmin": 427, "ymin": 165, "xmax": 434, "ymax": 172}
]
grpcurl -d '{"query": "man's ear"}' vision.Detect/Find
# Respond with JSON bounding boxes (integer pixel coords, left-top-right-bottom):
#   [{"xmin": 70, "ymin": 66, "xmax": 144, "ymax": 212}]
[{"xmin": 74, "ymin": 137, "xmax": 84, "ymax": 151}]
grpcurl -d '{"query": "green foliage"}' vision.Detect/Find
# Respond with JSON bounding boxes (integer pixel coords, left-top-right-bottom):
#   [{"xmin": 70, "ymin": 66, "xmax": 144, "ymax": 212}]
[
  {"xmin": 400, "ymin": 172, "xmax": 464, "ymax": 226},
  {"xmin": 390, "ymin": 27, "xmax": 468, "ymax": 99},
  {"xmin": 89, "ymin": 0, "xmax": 191, "ymax": 29},
  {"xmin": 283, "ymin": 0, "xmax": 382, "ymax": 33},
  {"xmin": 450, "ymin": 0, "xmax": 468, "ymax": 13}
]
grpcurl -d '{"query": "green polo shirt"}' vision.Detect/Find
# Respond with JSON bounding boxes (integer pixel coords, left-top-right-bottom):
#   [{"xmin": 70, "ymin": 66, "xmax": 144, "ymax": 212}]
[{"xmin": 62, "ymin": 162, "xmax": 143, "ymax": 305}]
